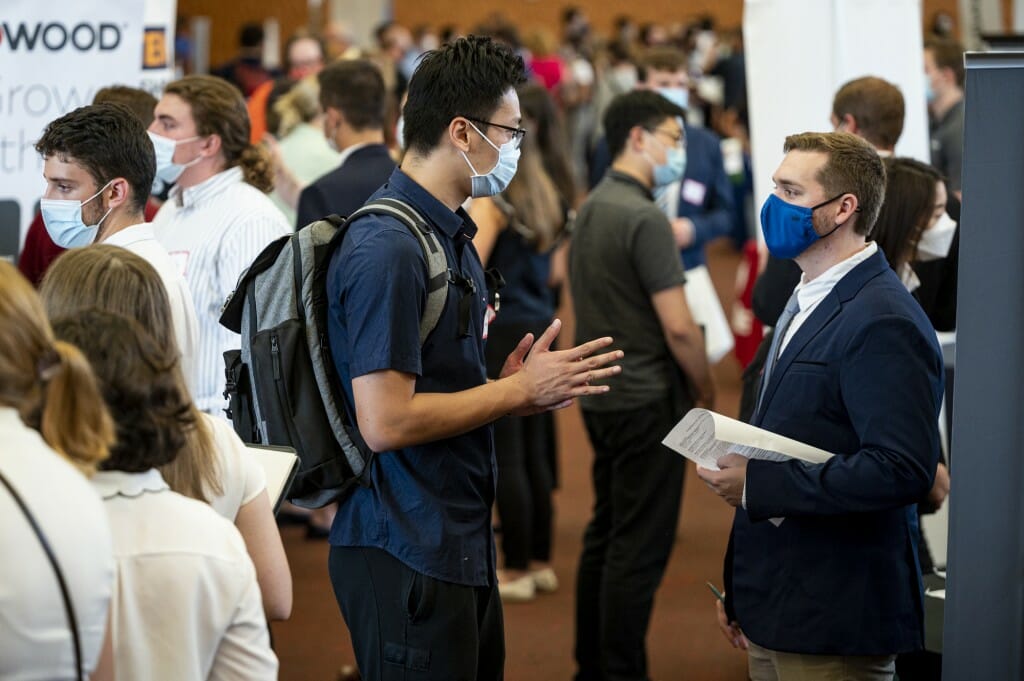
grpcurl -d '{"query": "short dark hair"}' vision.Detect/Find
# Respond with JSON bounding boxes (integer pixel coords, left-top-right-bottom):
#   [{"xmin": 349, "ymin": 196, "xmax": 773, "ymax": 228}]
[
  {"xmin": 93, "ymin": 86, "xmax": 158, "ymax": 128},
  {"xmin": 604, "ymin": 90, "xmax": 686, "ymax": 160},
  {"xmin": 35, "ymin": 103, "xmax": 155, "ymax": 213},
  {"xmin": 318, "ymin": 59, "xmax": 386, "ymax": 131},
  {"xmin": 403, "ymin": 35, "xmax": 526, "ymax": 156},
  {"xmin": 239, "ymin": 22, "xmax": 264, "ymax": 49},
  {"xmin": 783, "ymin": 131, "xmax": 887, "ymax": 236},
  {"xmin": 925, "ymin": 37, "xmax": 965, "ymax": 87},
  {"xmin": 832, "ymin": 76, "xmax": 905, "ymax": 150},
  {"xmin": 51, "ymin": 309, "xmax": 194, "ymax": 473},
  {"xmin": 636, "ymin": 46, "xmax": 686, "ymax": 83}
]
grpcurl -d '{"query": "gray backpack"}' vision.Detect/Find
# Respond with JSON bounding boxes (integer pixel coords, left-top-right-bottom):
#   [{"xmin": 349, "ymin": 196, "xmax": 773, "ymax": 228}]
[{"xmin": 220, "ymin": 198, "xmax": 447, "ymax": 508}]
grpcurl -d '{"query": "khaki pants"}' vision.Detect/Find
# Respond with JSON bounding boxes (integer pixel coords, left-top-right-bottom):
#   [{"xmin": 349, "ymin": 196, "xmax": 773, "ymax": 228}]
[{"xmin": 747, "ymin": 640, "xmax": 896, "ymax": 681}]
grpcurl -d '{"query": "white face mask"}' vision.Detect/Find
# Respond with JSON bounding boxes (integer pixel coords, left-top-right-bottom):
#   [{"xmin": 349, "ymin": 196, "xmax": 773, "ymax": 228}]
[
  {"xmin": 917, "ymin": 212, "xmax": 957, "ymax": 261},
  {"xmin": 39, "ymin": 180, "xmax": 114, "ymax": 248},
  {"xmin": 461, "ymin": 121, "xmax": 521, "ymax": 198},
  {"xmin": 148, "ymin": 131, "xmax": 203, "ymax": 185}
]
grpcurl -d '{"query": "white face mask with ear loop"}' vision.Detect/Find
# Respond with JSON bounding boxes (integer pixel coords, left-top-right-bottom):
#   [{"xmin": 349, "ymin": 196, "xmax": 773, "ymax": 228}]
[
  {"xmin": 916, "ymin": 212, "xmax": 957, "ymax": 261},
  {"xmin": 460, "ymin": 120, "xmax": 521, "ymax": 198},
  {"xmin": 148, "ymin": 131, "xmax": 204, "ymax": 185}
]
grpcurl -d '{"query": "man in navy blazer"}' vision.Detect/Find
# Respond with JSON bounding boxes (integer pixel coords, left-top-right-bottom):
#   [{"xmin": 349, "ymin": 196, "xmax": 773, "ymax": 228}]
[
  {"xmin": 295, "ymin": 59, "xmax": 396, "ymax": 229},
  {"xmin": 699, "ymin": 132, "xmax": 943, "ymax": 681}
]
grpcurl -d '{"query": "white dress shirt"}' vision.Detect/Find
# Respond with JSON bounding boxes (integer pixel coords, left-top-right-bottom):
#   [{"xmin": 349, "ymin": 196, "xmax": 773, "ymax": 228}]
[
  {"xmin": 0, "ymin": 408, "xmax": 114, "ymax": 681},
  {"xmin": 778, "ymin": 242, "xmax": 879, "ymax": 354},
  {"xmin": 103, "ymin": 223, "xmax": 201, "ymax": 394},
  {"xmin": 92, "ymin": 468, "xmax": 277, "ymax": 680},
  {"xmin": 203, "ymin": 413, "xmax": 267, "ymax": 520},
  {"xmin": 743, "ymin": 242, "xmax": 878, "ymax": 511},
  {"xmin": 153, "ymin": 167, "xmax": 290, "ymax": 414}
]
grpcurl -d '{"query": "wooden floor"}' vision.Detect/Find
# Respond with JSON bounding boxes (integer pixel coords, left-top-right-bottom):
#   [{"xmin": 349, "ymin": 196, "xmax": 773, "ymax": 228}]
[{"xmin": 270, "ymin": 242, "xmax": 751, "ymax": 680}]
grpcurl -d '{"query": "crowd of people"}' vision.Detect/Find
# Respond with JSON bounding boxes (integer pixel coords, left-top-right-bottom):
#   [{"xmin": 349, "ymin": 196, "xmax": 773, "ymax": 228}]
[{"xmin": 0, "ymin": 7, "xmax": 966, "ymax": 681}]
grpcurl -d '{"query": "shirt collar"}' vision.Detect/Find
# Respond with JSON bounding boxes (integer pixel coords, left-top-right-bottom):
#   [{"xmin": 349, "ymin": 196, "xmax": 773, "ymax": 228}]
[
  {"xmin": 102, "ymin": 223, "xmax": 153, "ymax": 247},
  {"xmin": 91, "ymin": 468, "xmax": 170, "ymax": 501},
  {"xmin": 336, "ymin": 142, "xmax": 374, "ymax": 170},
  {"xmin": 605, "ymin": 169, "xmax": 654, "ymax": 200},
  {"xmin": 794, "ymin": 241, "xmax": 878, "ymax": 311},
  {"xmin": 170, "ymin": 166, "xmax": 244, "ymax": 210},
  {"xmin": 386, "ymin": 167, "xmax": 475, "ymax": 240}
]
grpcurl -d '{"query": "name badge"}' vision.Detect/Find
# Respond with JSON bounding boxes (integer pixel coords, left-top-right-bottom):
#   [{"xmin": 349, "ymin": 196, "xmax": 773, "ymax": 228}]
[{"xmin": 682, "ymin": 179, "xmax": 707, "ymax": 206}]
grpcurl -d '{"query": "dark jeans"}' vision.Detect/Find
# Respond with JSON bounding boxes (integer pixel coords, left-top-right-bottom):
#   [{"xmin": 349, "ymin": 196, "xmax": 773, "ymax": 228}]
[
  {"xmin": 329, "ymin": 546, "xmax": 505, "ymax": 681},
  {"xmin": 575, "ymin": 398, "xmax": 686, "ymax": 681},
  {"xmin": 494, "ymin": 411, "xmax": 555, "ymax": 570}
]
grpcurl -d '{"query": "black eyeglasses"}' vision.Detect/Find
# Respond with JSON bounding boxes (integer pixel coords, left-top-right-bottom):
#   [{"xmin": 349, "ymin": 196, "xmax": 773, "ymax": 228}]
[
  {"xmin": 463, "ymin": 116, "xmax": 527, "ymax": 149},
  {"xmin": 645, "ymin": 126, "xmax": 686, "ymax": 148}
]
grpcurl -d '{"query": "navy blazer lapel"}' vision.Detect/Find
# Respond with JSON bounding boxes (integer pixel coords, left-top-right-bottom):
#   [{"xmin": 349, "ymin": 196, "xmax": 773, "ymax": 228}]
[{"xmin": 756, "ymin": 249, "xmax": 891, "ymax": 421}]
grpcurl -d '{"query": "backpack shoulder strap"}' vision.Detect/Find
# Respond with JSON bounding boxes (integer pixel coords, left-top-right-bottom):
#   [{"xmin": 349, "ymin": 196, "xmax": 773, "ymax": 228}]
[{"xmin": 348, "ymin": 198, "xmax": 449, "ymax": 345}]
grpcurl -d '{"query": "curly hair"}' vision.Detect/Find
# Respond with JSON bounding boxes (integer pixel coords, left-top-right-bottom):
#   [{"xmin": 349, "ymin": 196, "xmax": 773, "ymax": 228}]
[
  {"xmin": 51, "ymin": 309, "xmax": 194, "ymax": 473},
  {"xmin": 165, "ymin": 75, "xmax": 274, "ymax": 192}
]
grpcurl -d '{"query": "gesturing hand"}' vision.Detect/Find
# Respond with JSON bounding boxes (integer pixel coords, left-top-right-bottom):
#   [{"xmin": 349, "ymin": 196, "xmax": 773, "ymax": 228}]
[{"xmin": 504, "ymin": 319, "xmax": 623, "ymax": 416}]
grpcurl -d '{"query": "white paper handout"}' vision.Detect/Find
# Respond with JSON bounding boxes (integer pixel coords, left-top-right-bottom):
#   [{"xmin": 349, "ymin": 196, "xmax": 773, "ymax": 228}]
[{"xmin": 662, "ymin": 408, "xmax": 833, "ymax": 471}]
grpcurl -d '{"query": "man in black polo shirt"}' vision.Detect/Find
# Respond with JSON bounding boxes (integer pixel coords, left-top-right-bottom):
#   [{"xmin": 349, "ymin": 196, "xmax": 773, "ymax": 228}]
[
  {"xmin": 325, "ymin": 36, "xmax": 623, "ymax": 680},
  {"xmin": 570, "ymin": 90, "xmax": 714, "ymax": 681}
]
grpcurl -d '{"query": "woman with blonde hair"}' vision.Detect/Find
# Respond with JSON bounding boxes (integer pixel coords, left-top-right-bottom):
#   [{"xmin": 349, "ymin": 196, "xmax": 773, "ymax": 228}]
[
  {"xmin": 40, "ymin": 245, "xmax": 292, "ymax": 620},
  {"xmin": 0, "ymin": 261, "xmax": 116, "ymax": 679},
  {"xmin": 266, "ymin": 74, "xmax": 340, "ymax": 224}
]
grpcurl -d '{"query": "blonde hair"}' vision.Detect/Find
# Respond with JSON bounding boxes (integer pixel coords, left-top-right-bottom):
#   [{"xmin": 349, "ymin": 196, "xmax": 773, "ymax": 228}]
[
  {"xmin": 165, "ymin": 75, "xmax": 275, "ymax": 193},
  {"xmin": 0, "ymin": 261, "xmax": 112, "ymax": 474},
  {"xmin": 273, "ymin": 76, "xmax": 321, "ymax": 138},
  {"xmin": 39, "ymin": 246, "xmax": 223, "ymax": 501}
]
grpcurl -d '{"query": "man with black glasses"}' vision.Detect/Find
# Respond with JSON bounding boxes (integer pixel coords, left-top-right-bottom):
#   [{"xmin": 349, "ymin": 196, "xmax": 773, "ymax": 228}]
[
  {"xmin": 325, "ymin": 36, "xmax": 622, "ymax": 680},
  {"xmin": 570, "ymin": 90, "xmax": 713, "ymax": 681}
]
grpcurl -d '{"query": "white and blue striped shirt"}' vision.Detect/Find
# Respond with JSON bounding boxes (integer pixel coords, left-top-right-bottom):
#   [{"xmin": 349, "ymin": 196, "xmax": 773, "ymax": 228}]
[{"xmin": 153, "ymin": 166, "xmax": 290, "ymax": 415}]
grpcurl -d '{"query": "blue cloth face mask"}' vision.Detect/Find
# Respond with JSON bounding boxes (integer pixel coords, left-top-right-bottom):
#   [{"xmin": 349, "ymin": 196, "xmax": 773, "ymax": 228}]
[
  {"xmin": 657, "ymin": 86, "xmax": 689, "ymax": 111},
  {"xmin": 462, "ymin": 121, "xmax": 521, "ymax": 198},
  {"xmin": 148, "ymin": 131, "xmax": 203, "ymax": 185},
  {"xmin": 760, "ymin": 193, "xmax": 846, "ymax": 259},
  {"xmin": 645, "ymin": 130, "xmax": 687, "ymax": 187},
  {"xmin": 40, "ymin": 180, "xmax": 114, "ymax": 248}
]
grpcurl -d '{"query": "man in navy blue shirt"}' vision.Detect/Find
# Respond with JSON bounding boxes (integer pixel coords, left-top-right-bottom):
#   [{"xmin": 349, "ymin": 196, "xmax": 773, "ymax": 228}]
[{"xmin": 325, "ymin": 36, "xmax": 623, "ymax": 681}]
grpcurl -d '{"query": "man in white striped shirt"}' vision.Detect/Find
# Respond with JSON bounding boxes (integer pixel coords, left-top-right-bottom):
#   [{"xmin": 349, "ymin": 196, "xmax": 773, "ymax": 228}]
[{"xmin": 150, "ymin": 75, "xmax": 290, "ymax": 415}]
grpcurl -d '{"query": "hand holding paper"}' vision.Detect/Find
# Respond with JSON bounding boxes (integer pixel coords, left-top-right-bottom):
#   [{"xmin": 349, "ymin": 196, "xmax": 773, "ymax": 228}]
[{"xmin": 662, "ymin": 408, "xmax": 833, "ymax": 470}]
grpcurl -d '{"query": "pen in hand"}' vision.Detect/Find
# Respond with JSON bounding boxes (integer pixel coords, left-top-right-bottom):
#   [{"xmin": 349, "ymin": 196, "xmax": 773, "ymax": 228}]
[{"xmin": 706, "ymin": 581, "xmax": 726, "ymax": 603}]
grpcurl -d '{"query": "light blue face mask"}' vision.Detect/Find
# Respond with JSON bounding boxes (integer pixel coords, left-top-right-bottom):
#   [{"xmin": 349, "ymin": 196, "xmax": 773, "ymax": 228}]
[
  {"xmin": 395, "ymin": 115, "xmax": 405, "ymax": 151},
  {"xmin": 148, "ymin": 131, "xmax": 202, "ymax": 185},
  {"xmin": 462, "ymin": 121, "xmax": 521, "ymax": 198},
  {"xmin": 645, "ymin": 130, "xmax": 688, "ymax": 187},
  {"xmin": 39, "ymin": 180, "xmax": 114, "ymax": 248},
  {"xmin": 657, "ymin": 86, "xmax": 689, "ymax": 111}
]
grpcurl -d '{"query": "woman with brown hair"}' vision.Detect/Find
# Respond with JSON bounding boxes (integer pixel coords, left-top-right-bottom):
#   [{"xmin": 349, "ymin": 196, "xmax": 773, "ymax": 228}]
[
  {"xmin": 52, "ymin": 308, "xmax": 277, "ymax": 680},
  {"xmin": 148, "ymin": 74, "xmax": 290, "ymax": 415},
  {"xmin": 0, "ymin": 261, "xmax": 115, "ymax": 680},
  {"xmin": 40, "ymin": 245, "xmax": 292, "ymax": 621},
  {"xmin": 468, "ymin": 82, "xmax": 574, "ymax": 602}
]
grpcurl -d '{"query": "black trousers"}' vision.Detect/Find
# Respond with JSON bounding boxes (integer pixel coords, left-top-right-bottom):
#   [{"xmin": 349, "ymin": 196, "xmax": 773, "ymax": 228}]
[
  {"xmin": 574, "ymin": 398, "xmax": 686, "ymax": 681},
  {"xmin": 493, "ymin": 410, "xmax": 556, "ymax": 570},
  {"xmin": 329, "ymin": 546, "xmax": 505, "ymax": 681}
]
